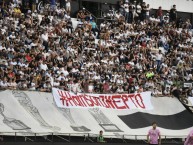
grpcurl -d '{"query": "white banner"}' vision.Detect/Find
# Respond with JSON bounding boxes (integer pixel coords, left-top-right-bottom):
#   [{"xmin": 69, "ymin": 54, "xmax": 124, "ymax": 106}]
[
  {"xmin": 188, "ymin": 97, "xmax": 193, "ymax": 106},
  {"xmin": 52, "ymin": 88, "xmax": 153, "ymax": 110},
  {"xmin": 143, "ymin": 0, "xmax": 193, "ymax": 13},
  {"xmin": 184, "ymin": 83, "xmax": 192, "ymax": 88},
  {"xmin": 0, "ymin": 90, "xmax": 191, "ymax": 138}
]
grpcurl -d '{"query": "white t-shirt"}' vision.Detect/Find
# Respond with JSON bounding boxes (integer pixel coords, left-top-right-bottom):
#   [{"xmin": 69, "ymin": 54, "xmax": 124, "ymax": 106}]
[
  {"xmin": 117, "ymin": 87, "xmax": 124, "ymax": 93},
  {"xmin": 53, "ymin": 81, "xmax": 60, "ymax": 87},
  {"xmin": 40, "ymin": 63, "xmax": 48, "ymax": 71},
  {"xmin": 0, "ymin": 81, "xmax": 8, "ymax": 87},
  {"xmin": 71, "ymin": 68, "xmax": 79, "ymax": 73},
  {"xmin": 156, "ymin": 53, "xmax": 163, "ymax": 61},
  {"xmin": 10, "ymin": 61, "xmax": 17, "ymax": 66},
  {"xmin": 0, "ymin": 46, "xmax": 6, "ymax": 50},
  {"xmin": 66, "ymin": 1, "xmax": 71, "ymax": 7},
  {"xmin": 146, "ymin": 7, "xmax": 150, "ymax": 16},
  {"xmin": 62, "ymin": 70, "xmax": 69, "ymax": 76},
  {"xmin": 88, "ymin": 85, "xmax": 94, "ymax": 93},
  {"xmin": 124, "ymin": 4, "xmax": 129, "ymax": 13},
  {"xmin": 137, "ymin": 5, "xmax": 141, "ymax": 13},
  {"xmin": 72, "ymin": 83, "xmax": 81, "ymax": 93},
  {"xmin": 41, "ymin": 33, "xmax": 48, "ymax": 42},
  {"xmin": 164, "ymin": 89, "xmax": 170, "ymax": 95},
  {"xmin": 30, "ymin": 82, "xmax": 36, "ymax": 90},
  {"xmin": 64, "ymin": 14, "xmax": 71, "ymax": 20}
]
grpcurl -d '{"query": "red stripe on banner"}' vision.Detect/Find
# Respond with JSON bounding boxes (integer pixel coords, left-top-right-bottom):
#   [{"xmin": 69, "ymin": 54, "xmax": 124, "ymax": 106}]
[{"xmin": 135, "ymin": 94, "xmax": 145, "ymax": 109}]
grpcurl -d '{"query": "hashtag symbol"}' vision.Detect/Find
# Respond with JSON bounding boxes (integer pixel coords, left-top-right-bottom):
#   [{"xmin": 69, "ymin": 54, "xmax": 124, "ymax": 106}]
[{"xmin": 58, "ymin": 90, "xmax": 68, "ymax": 106}]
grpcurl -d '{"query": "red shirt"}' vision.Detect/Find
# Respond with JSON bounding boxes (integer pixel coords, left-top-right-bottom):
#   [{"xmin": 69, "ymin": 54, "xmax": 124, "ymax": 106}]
[
  {"xmin": 8, "ymin": 72, "xmax": 15, "ymax": 78},
  {"xmin": 103, "ymin": 83, "xmax": 109, "ymax": 92},
  {"xmin": 25, "ymin": 55, "xmax": 32, "ymax": 62},
  {"xmin": 157, "ymin": 9, "xmax": 163, "ymax": 17},
  {"xmin": 129, "ymin": 77, "xmax": 134, "ymax": 84}
]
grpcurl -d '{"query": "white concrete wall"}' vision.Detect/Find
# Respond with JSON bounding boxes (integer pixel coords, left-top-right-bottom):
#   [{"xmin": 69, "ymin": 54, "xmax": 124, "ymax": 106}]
[{"xmin": 143, "ymin": 0, "xmax": 193, "ymax": 13}]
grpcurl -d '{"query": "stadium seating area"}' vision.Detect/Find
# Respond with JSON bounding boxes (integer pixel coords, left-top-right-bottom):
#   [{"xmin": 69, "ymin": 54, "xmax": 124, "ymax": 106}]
[
  {"xmin": 0, "ymin": 0, "xmax": 192, "ymax": 98},
  {"xmin": 0, "ymin": 0, "xmax": 192, "ymax": 144}
]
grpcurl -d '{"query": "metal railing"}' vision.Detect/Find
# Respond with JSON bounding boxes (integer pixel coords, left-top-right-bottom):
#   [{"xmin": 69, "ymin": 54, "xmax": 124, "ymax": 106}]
[
  {"xmin": 83, "ymin": 8, "xmax": 97, "ymax": 20},
  {"xmin": 82, "ymin": 7, "xmax": 115, "ymax": 25},
  {"xmin": 0, "ymin": 132, "xmax": 186, "ymax": 143}
]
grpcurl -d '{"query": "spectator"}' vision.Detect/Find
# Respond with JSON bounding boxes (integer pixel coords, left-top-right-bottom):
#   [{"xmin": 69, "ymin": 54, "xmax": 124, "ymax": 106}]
[
  {"xmin": 97, "ymin": 130, "xmax": 106, "ymax": 143},
  {"xmin": 116, "ymin": 85, "xmax": 124, "ymax": 93},
  {"xmin": 141, "ymin": 2, "xmax": 146, "ymax": 21},
  {"xmin": 123, "ymin": 1, "xmax": 129, "ymax": 22},
  {"xmin": 0, "ymin": 1, "xmax": 191, "ymax": 99},
  {"xmin": 147, "ymin": 122, "xmax": 161, "ymax": 145},
  {"xmin": 65, "ymin": 0, "xmax": 71, "ymax": 14},
  {"xmin": 184, "ymin": 129, "xmax": 193, "ymax": 145},
  {"xmin": 170, "ymin": 5, "xmax": 177, "ymax": 22},
  {"xmin": 157, "ymin": 6, "xmax": 163, "ymax": 21},
  {"xmin": 127, "ymin": 5, "xmax": 133, "ymax": 24},
  {"xmin": 90, "ymin": 20, "xmax": 99, "ymax": 38},
  {"xmin": 136, "ymin": 2, "xmax": 141, "ymax": 21},
  {"xmin": 146, "ymin": 4, "xmax": 150, "ymax": 20},
  {"xmin": 41, "ymin": 31, "xmax": 49, "ymax": 52},
  {"xmin": 156, "ymin": 50, "xmax": 163, "ymax": 72}
]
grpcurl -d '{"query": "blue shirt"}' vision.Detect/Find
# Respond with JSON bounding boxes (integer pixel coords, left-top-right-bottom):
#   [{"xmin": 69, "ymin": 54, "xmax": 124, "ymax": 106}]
[
  {"xmin": 90, "ymin": 21, "xmax": 97, "ymax": 29},
  {"xmin": 50, "ymin": 0, "xmax": 56, "ymax": 5}
]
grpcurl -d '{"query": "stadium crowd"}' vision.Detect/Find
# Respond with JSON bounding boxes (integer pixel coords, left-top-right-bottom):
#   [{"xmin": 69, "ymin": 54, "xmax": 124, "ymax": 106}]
[{"xmin": 0, "ymin": 0, "xmax": 193, "ymax": 98}]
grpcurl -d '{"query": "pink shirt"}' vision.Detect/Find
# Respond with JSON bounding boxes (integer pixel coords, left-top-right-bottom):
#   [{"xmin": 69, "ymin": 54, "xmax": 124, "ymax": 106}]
[
  {"xmin": 184, "ymin": 130, "xmax": 193, "ymax": 145},
  {"xmin": 148, "ymin": 128, "xmax": 160, "ymax": 144}
]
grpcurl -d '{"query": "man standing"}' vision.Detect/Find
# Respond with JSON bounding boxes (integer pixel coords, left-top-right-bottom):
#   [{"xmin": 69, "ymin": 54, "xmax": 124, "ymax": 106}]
[
  {"xmin": 97, "ymin": 130, "xmax": 106, "ymax": 143},
  {"xmin": 184, "ymin": 130, "xmax": 193, "ymax": 145},
  {"xmin": 41, "ymin": 31, "xmax": 49, "ymax": 52},
  {"xmin": 147, "ymin": 122, "xmax": 161, "ymax": 145},
  {"xmin": 157, "ymin": 6, "xmax": 163, "ymax": 21},
  {"xmin": 90, "ymin": 20, "xmax": 99, "ymax": 38},
  {"xmin": 136, "ymin": 2, "xmax": 141, "ymax": 21},
  {"xmin": 170, "ymin": 5, "xmax": 177, "ymax": 22},
  {"xmin": 156, "ymin": 50, "xmax": 163, "ymax": 72}
]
